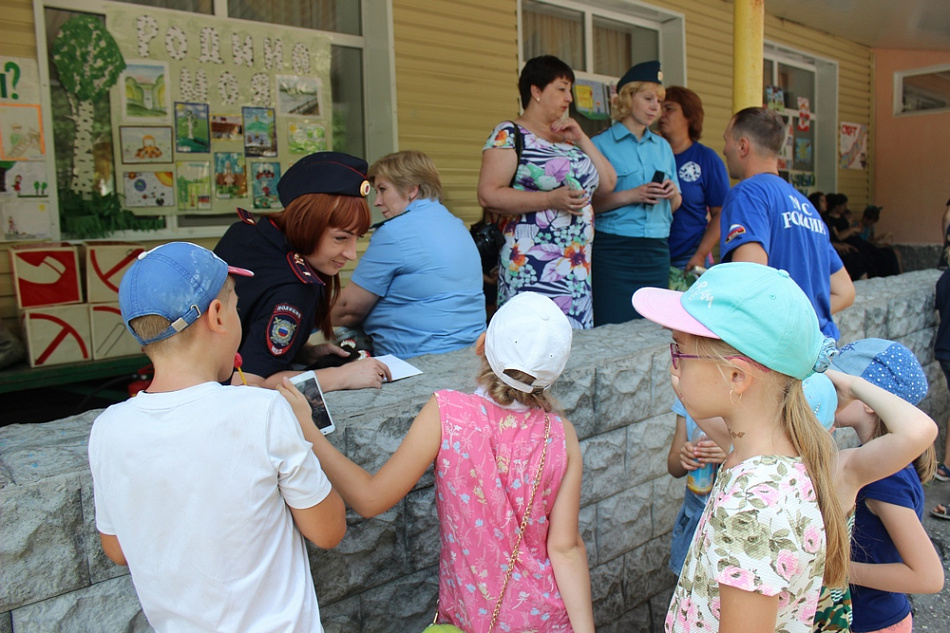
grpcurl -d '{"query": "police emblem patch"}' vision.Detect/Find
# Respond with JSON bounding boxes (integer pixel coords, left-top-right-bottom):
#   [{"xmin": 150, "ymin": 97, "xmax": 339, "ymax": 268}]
[{"xmin": 266, "ymin": 304, "xmax": 303, "ymax": 356}]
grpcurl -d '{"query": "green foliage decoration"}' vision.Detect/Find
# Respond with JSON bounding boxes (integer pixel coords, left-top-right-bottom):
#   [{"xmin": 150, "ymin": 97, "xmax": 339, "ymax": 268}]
[
  {"xmin": 51, "ymin": 15, "xmax": 126, "ymax": 102},
  {"xmin": 59, "ymin": 189, "xmax": 163, "ymax": 240}
]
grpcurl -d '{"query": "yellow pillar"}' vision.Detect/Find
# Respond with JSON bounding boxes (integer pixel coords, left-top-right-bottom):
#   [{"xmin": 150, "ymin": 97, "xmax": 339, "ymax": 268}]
[{"xmin": 733, "ymin": 0, "xmax": 765, "ymax": 113}]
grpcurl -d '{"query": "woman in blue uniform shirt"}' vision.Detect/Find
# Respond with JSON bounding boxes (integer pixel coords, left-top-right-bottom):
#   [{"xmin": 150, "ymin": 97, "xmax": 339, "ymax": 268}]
[
  {"xmin": 214, "ymin": 151, "xmax": 392, "ymax": 390},
  {"xmin": 331, "ymin": 151, "xmax": 485, "ymax": 358},
  {"xmin": 591, "ymin": 61, "xmax": 681, "ymax": 325}
]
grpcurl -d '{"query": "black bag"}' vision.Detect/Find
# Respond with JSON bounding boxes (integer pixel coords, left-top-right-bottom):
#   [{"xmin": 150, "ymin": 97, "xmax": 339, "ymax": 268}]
[{"xmin": 470, "ymin": 220, "xmax": 504, "ymax": 275}]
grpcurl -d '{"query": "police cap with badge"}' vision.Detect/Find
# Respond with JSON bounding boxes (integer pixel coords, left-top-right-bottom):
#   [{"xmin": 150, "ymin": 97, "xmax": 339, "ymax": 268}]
[{"xmin": 278, "ymin": 151, "xmax": 371, "ymax": 207}]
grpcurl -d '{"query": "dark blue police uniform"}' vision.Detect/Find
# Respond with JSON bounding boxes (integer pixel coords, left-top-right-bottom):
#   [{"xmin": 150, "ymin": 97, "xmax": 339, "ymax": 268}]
[{"xmin": 214, "ymin": 209, "xmax": 324, "ymax": 379}]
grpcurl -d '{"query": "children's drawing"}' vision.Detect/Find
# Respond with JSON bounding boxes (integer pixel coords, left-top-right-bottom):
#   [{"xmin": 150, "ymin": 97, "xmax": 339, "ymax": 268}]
[
  {"xmin": 0, "ymin": 104, "xmax": 44, "ymax": 160},
  {"xmin": 277, "ymin": 75, "xmax": 322, "ymax": 117},
  {"xmin": 288, "ymin": 121, "xmax": 326, "ymax": 154},
  {"xmin": 251, "ymin": 161, "xmax": 281, "ymax": 209},
  {"xmin": 175, "ymin": 102, "xmax": 211, "ymax": 153},
  {"xmin": 2, "ymin": 161, "xmax": 48, "ymax": 198},
  {"xmin": 211, "ymin": 114, "xmax": 243, "ymax": 141},
  {"xmin": 214, "ymin": 152, "xmax": 247, "ymax": 199},
  {"xmin": 123, "ymin": 171, "xmax": 174, "ymax": 208},
  {"xmin": 121, "ymin": 61, "xmax": 170, "ymax": 120},
  {"xmin": 176, "ymin": 161, "xmax": 211, "ymax": 210},
  {"xmin": 120, "ymin": 126, "xmax": 173, "ymax": 164},
  {"xmin": 242, "ymin": 106, "xmax": 277, "ymax": 157}
]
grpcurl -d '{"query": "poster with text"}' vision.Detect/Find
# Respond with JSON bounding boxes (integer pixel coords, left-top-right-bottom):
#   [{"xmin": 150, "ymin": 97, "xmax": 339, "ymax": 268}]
[{"xmin": 839, "ymin": 122, "xmax": 867, "ymax": 170}]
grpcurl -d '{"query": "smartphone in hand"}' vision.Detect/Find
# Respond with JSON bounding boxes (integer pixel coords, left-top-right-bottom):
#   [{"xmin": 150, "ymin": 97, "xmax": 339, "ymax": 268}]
[
  {"xmin": 288, "ymin": 370, "xmax": 336, "ymax": 435},
  {"xmin": 651, "ymin": 170, "xmax": 666, "ymax": 184}
]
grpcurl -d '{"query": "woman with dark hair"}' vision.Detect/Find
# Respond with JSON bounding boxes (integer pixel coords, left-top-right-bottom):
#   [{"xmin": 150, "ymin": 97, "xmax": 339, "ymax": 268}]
[
  {"xmin": 215, "ymin": 151, "xmax": 392, "ymax": 390},
  {"xmin": 659, "ymin": 86, "xmax": 730, "ymax": 273},
  {"xmin": 591, "ymin": 61, "xmax": 682, "ymax": 325},
  {"xmin": 477, "ymin": 55, "xmax": 616, "ymax": 329}
]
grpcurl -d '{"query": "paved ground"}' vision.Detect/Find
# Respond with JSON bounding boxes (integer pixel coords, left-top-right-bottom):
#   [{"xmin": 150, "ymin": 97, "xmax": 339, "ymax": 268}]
[{"xmin": 911, "ymin": 478, "xmax": 950, "ymax": 630}]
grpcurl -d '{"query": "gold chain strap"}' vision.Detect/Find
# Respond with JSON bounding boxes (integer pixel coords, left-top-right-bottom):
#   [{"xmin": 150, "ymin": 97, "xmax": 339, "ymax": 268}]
[{"xmin": 487, "ymin": 412, "xmax": 551, "ymax": 633}]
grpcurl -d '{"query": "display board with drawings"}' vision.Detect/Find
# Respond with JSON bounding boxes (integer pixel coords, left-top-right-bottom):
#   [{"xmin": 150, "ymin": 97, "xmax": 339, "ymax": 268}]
[{"xmin": 104, "ymin": 4, "xmax": 332, "ymax": 216}]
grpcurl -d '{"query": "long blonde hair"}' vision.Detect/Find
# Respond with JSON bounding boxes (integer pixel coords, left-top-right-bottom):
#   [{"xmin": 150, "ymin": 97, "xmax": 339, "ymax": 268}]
[{"xmin": 695, "ymin": 336, "xmax": 849, "ymax": 588}]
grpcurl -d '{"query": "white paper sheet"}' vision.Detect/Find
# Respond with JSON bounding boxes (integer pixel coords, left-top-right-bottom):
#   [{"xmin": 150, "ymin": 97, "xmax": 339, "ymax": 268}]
[{"xmin": 374, "ymin": 354, "xmax": 423, "ymax": 381}]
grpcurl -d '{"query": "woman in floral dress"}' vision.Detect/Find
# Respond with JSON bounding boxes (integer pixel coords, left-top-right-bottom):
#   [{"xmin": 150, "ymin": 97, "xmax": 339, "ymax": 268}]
[{"xmin": 477, "ymin": 55, "xmax": 615, "ymax": 329}]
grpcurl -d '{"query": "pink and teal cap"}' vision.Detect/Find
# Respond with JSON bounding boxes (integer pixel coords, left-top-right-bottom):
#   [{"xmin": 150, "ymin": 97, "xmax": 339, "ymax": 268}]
[{"xmin": 632, "ymin": 262, "xmax": 836, "ymax": 381}]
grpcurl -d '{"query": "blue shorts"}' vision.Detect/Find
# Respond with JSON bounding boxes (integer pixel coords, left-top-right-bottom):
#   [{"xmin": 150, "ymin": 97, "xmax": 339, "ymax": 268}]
[{"xmin": 669, "ymin": 488, "xmax": 708, "ymax": 576}]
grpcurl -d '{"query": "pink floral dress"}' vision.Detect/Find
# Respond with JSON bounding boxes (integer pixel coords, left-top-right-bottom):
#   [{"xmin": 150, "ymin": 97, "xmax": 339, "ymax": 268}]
[
  {"xmin": 665, "ymin": 455, "xmax": 826, "ymax": 633},
  {"xmin": 483, "ymin": 122, "xmax": 600, "ymax": 329},
  {"xmin": 433, "ymin": 389, "xmax": 572, "ymax": 632}
]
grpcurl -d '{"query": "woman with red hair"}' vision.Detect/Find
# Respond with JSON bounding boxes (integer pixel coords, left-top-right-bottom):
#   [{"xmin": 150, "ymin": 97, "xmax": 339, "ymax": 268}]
[{"xmin": 215, "ymin": 151, "xmax": 392, "ymax": 390}]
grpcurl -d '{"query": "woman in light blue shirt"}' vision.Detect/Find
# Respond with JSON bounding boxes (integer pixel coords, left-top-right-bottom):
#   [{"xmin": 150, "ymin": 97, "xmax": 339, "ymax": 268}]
[
  {"xmin": 591, "ymin": 61, "xmax": 681, "ymax": 325},
  {"xmin": 332, "ymin": 151, "xmax": 485, "ymax": 359}
]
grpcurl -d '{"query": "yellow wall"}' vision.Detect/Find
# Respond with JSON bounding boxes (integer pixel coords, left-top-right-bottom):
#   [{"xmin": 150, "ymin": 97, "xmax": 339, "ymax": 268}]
[{"xmin": 392, "ymin": 0, "xmax": 520, "ymax": 227}]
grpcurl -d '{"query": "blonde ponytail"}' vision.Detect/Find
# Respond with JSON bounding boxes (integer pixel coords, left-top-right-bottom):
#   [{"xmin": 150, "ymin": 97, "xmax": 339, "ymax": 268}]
[{"xmin": 780, "ymin": 379, "xmax": 849, "ymax": 588}]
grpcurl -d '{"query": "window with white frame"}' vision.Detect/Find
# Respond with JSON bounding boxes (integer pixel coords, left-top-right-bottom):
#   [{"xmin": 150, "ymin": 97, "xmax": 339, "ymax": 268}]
[
  {"xmin": 34, "ymin": 0, "xmax": 390, "ymax": 240},
  {"xmin": 520, "ymin": 0, "xmax": 684, "ymax": 139},
  {"xmin": 762, "ymin": 44, "xmax": 838, "ymax": 196},
  {"xmin": 895, "ymin": 65, "xmax": 950, "ymax": 116}
]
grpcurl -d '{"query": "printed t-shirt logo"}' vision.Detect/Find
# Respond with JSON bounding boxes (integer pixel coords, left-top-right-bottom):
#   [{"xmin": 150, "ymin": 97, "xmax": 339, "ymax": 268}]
[
  {"xmin": 725, "ymin": 224, "xmax": 746, "ymax": 244},
  {"xmin": 679, "ymin": 161, "xmax": 702, "ymax": 183},
  {"xmin": 267, "ymin": 304, "xmax": 303, "ymax": 356}
]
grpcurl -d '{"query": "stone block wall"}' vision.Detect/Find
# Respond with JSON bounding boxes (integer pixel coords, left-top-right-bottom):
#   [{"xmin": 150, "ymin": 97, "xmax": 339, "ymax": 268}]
[{"xmin": 1, "ymin": 269, "xmax": 946, "ymax": 632}]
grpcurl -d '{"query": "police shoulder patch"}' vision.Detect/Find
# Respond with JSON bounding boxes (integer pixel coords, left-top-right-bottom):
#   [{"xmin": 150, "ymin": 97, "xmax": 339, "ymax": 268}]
[{"xmin": 266, "ymin": 303, "xmax": 304, "ymax": 356}]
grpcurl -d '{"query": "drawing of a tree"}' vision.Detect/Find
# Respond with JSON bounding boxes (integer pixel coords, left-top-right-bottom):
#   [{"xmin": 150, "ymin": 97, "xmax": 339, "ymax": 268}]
[{"xmin": 51, "ymin": 15, "xmax": 126, "ymax": 195}]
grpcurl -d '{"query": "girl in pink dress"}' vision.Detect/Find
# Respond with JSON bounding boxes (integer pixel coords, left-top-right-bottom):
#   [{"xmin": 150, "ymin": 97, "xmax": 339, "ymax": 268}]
[{"xmin": 283, "ymin": 291, "xmax": 593, "ymax": 633}]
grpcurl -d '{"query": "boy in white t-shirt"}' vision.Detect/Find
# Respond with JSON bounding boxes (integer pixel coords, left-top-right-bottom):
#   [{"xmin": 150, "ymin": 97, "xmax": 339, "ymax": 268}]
[{"xmin": 88, "ymin": 242, "xmax": 345, "ymax": 633}]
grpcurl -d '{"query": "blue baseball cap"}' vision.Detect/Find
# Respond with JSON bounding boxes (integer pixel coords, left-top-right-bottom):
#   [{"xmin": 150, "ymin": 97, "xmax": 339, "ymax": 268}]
[
  {"xmin": 632, "ymin": 262, "xmax": 835, "ymax": 380},
  {"xmin": 803, "ymin": 372, "xmax": 837, "ymax": 431},
  {"xmin": 119, "ymin": 242, "xmax": 253, "ymax": 346},
  {"xmin": 618, "ymin": 60, "xmax": 662, "ymax": 90},
  {"xmin": 277, "ymin": 151, "xmax": 370, "ymax": 208},
  {"xmin": 831, "ymin": 338, "xmax": 928, "ymax": 405}
]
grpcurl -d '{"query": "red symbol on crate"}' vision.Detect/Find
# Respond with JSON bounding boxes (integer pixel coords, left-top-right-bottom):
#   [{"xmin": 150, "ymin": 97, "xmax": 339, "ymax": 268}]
[
  {"xmin": 30, "ymin": 312, "xmax": 90, "ymax": 365},
  {"xmin": 90, "ymin": 248, "xmax": 145, "ymax": 293},
  {"xmin": 14, "ymin": 251, "xmax": 81, "ymax": 307}
]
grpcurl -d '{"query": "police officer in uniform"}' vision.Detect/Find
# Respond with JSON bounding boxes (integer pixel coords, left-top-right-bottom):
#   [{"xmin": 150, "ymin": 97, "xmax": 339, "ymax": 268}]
[{"xmin": 215, "ymin": 151, "xmax": 392, "ymax": 390}]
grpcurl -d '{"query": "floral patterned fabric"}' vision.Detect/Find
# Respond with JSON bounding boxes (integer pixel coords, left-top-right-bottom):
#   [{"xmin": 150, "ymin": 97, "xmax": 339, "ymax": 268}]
[
  {"xmin": 666, "ymin": 455, "xmax": 826, "ymax": 633},
  {"xmin": 432, "ymin": 389, "xmax": 572, "ymax": 633},
  {"xmin": 812, "ymin": 512, "xmax": 854, "ymax": 632},
  {"xmin": 483, "ymin": 122, "xmax": 600, "ymax": 329}
]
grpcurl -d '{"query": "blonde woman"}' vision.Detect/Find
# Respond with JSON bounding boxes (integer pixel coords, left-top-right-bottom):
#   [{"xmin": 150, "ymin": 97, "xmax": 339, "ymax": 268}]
[
  {"xmin": 592, "ymin": 61, "xmax": 681, "ymax": 325},
  {"xmin": 332, "ymin": 150, "xmax": 485, "ymax": 358}
]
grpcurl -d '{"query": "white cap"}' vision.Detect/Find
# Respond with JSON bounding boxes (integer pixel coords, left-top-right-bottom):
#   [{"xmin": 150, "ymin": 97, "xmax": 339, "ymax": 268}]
[{"xmin": 485, "ymin": 292, "xmax": 573, "ymax": 393}]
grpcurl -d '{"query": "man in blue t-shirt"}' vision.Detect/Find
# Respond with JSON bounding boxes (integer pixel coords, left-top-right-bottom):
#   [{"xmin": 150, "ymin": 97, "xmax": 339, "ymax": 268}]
[{"xmin": 719, "ymin": 107, "xmax": 854, "ymax": 340}]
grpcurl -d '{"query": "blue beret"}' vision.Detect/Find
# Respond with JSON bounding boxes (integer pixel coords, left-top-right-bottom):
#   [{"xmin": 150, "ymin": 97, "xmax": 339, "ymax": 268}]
[
  {"xmin": 277, "ymin": 151, "xmax": 370, "ymax": 208},
  {"xmin": 618, "ymin": 60, "xmax": 663, "ymax": 90}
]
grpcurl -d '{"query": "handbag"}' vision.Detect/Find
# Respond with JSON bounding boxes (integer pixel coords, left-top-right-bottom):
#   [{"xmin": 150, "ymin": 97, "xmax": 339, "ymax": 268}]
[
  {"xmin": 424, "ymin": 413, "xmax": 551, "ymax": 633},
  {"xmin": 470, "ymin": 218, "xmax": 505, "ymax": 276},
  {"xmin": 469, "ymin": 122, "xmax": 525, "ymax": 276}
]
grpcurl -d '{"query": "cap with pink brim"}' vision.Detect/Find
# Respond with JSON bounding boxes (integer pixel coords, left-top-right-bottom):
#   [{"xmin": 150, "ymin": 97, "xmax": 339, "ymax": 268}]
[{"xmin": 632, "ymin": 262, "xmax": 835, "ymax": 381}]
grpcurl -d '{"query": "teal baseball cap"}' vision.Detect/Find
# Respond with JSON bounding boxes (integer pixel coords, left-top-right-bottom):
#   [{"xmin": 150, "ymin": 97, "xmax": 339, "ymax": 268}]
[{"xmin": 632, "ymin": 262, "xmax": 835, "ymax": 380}]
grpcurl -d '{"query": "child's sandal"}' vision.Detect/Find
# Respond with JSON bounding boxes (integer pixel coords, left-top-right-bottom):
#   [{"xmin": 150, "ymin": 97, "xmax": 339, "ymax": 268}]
[{"xmin": 935, "ymin": 463, "xmax": 950, "ymax": 482}]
